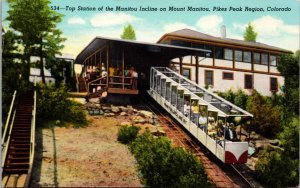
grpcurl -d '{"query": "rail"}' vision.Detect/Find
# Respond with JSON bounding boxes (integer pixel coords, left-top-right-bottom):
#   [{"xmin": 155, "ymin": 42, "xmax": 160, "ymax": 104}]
[
  {"xmin": 2, "ymin": 90, "xmax": 17, "ymax": 147},
  {"xmin": 87, "ymin": 76, "xmax": 107, "ymax": 93},
  {"xmin": 108, "ymin": 76, "xmax": 136, "ymax": 89},
  {"xmin": 1, "ymin": 111, "xmax": 16, "ymax": 169},
  {"xmin": 26, "ymin": 76, "xmax": 37, "ymax": 187}
]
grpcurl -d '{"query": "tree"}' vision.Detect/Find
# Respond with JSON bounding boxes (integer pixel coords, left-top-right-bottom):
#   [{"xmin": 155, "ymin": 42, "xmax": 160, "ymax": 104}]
[
  {"xmin": 120, "ymin": 24, "xmax": 136, "ymax": 40},
  {"xmin": 6, "ymin": 0, "xmax": 65, "ymax": 83},
  {"xmin": 243, "ymin": 23, "xmax": 258, "ymax": 42}
]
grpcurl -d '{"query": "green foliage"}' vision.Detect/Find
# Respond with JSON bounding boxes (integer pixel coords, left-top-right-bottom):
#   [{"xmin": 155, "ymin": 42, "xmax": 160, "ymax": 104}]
[
  {"xmin": 277, "ymin": 52, "xmax": 299, "ymax": 117},
  {"xmin": 217, "ymin": 89, "xmax": 249, "ymax": 109},
  {"xmin": 255, "ymin": 148, "xmax": 299, "ymax": 187},
  {"xmin": 7, "ymin": 0, "xmax": 66, "ymax": 83},
  {"xmin": 129, "ymin": 131, "xmax": 212, "ymax": 187},
  {"xmin": 246, "ymin": 90, "xmax": 281, "ymax": 138},
  {"xmin": 243, "ymin": 23, "xmax": 258, "ymax": 42},
  {"xmin": 117, "ymin": 125, "xmax": 141, "ymax": 144},
  {"xmin": 120, "ymin": 24, "xmax": 136, "ymax": 40},
  {"xmin": 36, "ymin": 83, "xmax": 88, "ymax": 127}
]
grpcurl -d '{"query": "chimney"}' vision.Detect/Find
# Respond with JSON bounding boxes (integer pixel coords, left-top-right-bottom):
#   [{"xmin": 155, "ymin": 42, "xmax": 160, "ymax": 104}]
[{"xmin": 221, "ymin": 25, "xmax": 226, "ymax": 38}]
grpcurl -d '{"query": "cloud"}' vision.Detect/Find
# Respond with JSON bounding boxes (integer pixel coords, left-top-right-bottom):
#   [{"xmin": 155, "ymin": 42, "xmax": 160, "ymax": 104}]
[
  {"xmin": 196, "ymin": 15, "xmax": 223, "ymax": 36},
  {"xmin": 68, "ymin": 17, "xmax": 86, "ymax": 25},
  {"xmin": 163, "ymin": 22, "xmax": 196, "ymax": 33},
  {"xmin": 90, "ymin": 13, "xmax": 139, "ymax": 27},
  {"xmin": 233, "ymin": 16, "xmax": 299, "ymax": 37}
]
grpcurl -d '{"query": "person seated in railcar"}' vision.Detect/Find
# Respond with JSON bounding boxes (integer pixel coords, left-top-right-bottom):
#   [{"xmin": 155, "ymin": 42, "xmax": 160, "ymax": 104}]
[
  {"xmin": 191, "ymin": 101, "xmax": 199, "ymax": 124},
  {"xmin": 198, "ymin": 111, "xmax": 207, "ymax": 132},
  {"xmin": 224, "ymin": 123, "xmax": 238, "ymax": 141},
  {"xmin": 183, "ymin": 101, "xmax": 191, "ymax": 117},
  {"xmin": 207, "ymin": 112, "xmax": 217, "ymax": 136}
]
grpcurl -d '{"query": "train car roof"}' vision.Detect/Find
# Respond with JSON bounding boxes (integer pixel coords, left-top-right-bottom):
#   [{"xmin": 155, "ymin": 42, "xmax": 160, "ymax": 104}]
[{"xmin": 75, "ymin": 36, "xmax": 211, "ymax": 64}]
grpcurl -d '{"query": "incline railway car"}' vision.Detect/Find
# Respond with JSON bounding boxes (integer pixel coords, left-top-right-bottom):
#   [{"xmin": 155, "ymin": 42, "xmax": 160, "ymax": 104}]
[{"xmin": 148, "ymin": 67, "xmax": 253, "ymax": 164}]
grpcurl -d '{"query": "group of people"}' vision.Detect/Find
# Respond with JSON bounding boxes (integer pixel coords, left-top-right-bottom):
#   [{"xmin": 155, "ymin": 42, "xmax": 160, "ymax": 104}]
[
  {"xmin": 183, "ymin": 100, "xmax": 238, "ymax": 142},
  {"xmin": 108, "ymin": 65, "xmax": 138, "ymax": 89}
]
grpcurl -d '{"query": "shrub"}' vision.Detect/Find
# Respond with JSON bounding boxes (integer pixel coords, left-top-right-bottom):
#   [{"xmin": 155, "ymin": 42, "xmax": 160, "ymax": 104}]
[
  {"xmin": 117, "ymin": 125, "xmax": 141, "ymax": 144},
  {"xmin": 246, "ymin": 90, "xmax": 281, "ymax": 138},
  {"xmin": 37, "ymin": 83, "xmax": 88, "ymax": 127},
  {"xmin": 255, "ymin": 148, "xmax": 299, "ymax": 187},
  {"xmin": 129, "ymin": 131, "xmax": 212, "ymax": 187}
]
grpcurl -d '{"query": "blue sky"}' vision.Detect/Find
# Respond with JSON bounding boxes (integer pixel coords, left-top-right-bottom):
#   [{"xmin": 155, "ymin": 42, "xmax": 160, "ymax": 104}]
[{"xmin": 2, "ymin": 0, "xmax": 299, "ymax": 57}]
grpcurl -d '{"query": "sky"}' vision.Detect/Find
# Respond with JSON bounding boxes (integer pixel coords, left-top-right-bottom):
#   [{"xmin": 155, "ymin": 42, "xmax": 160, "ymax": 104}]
[{"xmin": 2, "ymin": 0, "xmax": 299, "ymax": 58}]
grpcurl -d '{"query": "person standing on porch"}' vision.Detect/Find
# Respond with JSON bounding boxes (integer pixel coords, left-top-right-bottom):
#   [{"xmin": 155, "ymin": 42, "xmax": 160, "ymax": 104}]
[{"xmin": 109, "ymin": 65, "xmax": 115, "ymax": 84}]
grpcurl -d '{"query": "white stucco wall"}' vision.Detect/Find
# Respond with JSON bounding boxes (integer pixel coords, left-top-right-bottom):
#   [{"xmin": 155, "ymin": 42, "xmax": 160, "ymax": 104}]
[
  {"xmin": 254, "ymin": 64, "xmax": 268, "ymax": 72},
  {"xmin": 215, "ymin": 59, "xmax": 233, "ymax": 68},
  {"xmin": 235, "ymin": 61, "xmax": 252, "ymax": 70}
]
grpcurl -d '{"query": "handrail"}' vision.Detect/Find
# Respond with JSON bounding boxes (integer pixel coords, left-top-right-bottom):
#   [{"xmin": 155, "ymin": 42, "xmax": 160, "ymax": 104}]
[
  {"xmin": 2, "ymin": 90, "xmax": 17, "ymax": 146},
  {"xmin": 88, "ymin": 76, "xmax": 107, "ymax": 93},
  {"xmin": 2, "ymin": 110, "xmax": 16, "ymax": 168}
]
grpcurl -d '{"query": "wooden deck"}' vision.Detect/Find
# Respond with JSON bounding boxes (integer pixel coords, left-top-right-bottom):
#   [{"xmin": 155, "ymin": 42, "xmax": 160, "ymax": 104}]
[
  {"xmin": 107, "ymin": 88, "xmax": 139, "ymax": 95},
  {"xmin": 68, "ymin": 92, "xmax": 88, "ymax": 97}
]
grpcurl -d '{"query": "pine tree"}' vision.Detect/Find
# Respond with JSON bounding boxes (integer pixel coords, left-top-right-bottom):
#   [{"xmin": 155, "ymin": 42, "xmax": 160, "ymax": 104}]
[
  {"xmin": 120, "ymin": 24, "xmax": 136, "ymax": 40},
  {"xmin": 7, "ymin": 0, "xmax": 65, "ymax": 83},
  {"xmin": 243, "ymin": 23, "xmax": 258, "ymax": 42}
]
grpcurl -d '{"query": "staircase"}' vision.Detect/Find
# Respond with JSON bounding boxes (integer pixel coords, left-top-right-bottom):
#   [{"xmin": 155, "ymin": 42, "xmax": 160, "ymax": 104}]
[{"xmin": 2, "ymin": 92, "xmax": 34, "ymax": 187}]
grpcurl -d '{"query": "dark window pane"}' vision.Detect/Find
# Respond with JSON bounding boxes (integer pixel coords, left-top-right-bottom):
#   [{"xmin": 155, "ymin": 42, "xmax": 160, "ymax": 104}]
[
  {"xmin": 245, "ymin": 75, "xmax": 253, "ymax": 89},
  {"xmin": 270, "ymin": 55, "xmax": 277, "ymax": 66},
  {"xmin": 192, "ymin": 43, "xmax": 213, "ymax": 57},
  {"xmin": 183, "ymin": 68, "xmax": 191, "ymax": 79},
  {"xmin": 261, "ymin": 53, "xmax": 268, "ymax": 65},
  {"xmin": 171, "ymin": 40, "xmax": 191, "ymax": 47},
  {"xmin": 254, "ymin": 52, "xmax": 260, "ymax": 64},
  {"xmin": 215, "ymin": 47, "xmax": 224, "ymax": 59},
  {"xmin": 224, "ymin": 48, "xmax": 233, "ymax": 61},
  {"xmin": 235, "ymin": 50, "xmax": 243, "ymax": 62},
  {"xmin": 223, "ymin": 72, "xmax": 234, "ymax": 80},
  {"xmin": 205, "ymin": 70, "xmax": 213, "ymax": 85},
  {"xmin": 243, "ymin": 51, "xmax": 252, "ymax": 63},
  {"xmin": 270, "ymin": 78, "xmax": 278, "ymax": 91}
]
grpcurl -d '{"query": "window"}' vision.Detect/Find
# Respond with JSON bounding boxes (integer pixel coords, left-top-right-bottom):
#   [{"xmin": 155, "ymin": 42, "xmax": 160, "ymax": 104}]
[
  {"xmin": 171, "ymin": 40, "xmax": 191, "ymax": 47},
  {"xmin": 224, "ymin": 48, "xmax": 233, "ymax": 61},
  {"xmin": 244, "ymin": 74, "xmax": 253, "ymax": 89},
  {"xmin": 270, "ymin": 77, "xmax": 278, "ymax": 91},
  {"xmin": 215, "ymin": 47, "xmax": 224, "ymax": 59},
  {"xmin": 270, "ymin": 55, "xmax": 277, "ymax": 66},
  {"xmin": 243, "ymin": 51, "xmax": 252, "ymax": 63},
  {"xmin": 261, "ymin": 53, "xmax": 268, "ymax": 65},
  {"xmin": 223, "ymin": 72, "xmax": 234, "ymax": 80},
  {"xmin": 235, "ymin": 50, "xmax": 243, "ymax": 62},
  {"xmin": 254, "ymin": 52, "xmax": 260, "ymax": 64},
  {"xmin": 205, "ymin": 70, "xmax": 213, "ymax": 86},
  {"xmin": 183, "ymin": 68, "xmax": 191, "ymax": 79},
  {"xmin": 192, "ymin": 43, "xmax": 213, "ymax": 58}
]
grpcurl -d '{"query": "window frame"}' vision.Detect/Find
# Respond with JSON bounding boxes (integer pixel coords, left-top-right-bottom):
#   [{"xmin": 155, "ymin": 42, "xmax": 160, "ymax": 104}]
[
  {"xmin": 224, "ymin": 48, "xmax": 233, "ymax": 61},
  {"xmin": 253, "ymin": 52, "xmax": 261, "ymax": 64},
  {"xmin": 244, "ymin": 74, "xmax": 253, "ymax": 89},
  {"xmin": 234, "ymin": 50, "xmax": 243, "ymax": 62},
  {"xmin": 205, "ymin": 70, "xmax": 214, "ymax": 86},
  {"xmin": 270, "ymin": 55, "xmax": 277, "ymax": 67},
  {"xmin": 182, "ymin": 67, "xmax": 191, "ymax": 80},
  {"xmin": 243, "ymin": 51, "xmax": 252, "ymax": 63},
  {"xmin": 270, "ymin": 77, "xmax": 278, "ymax": 91},
  {"xmin": 222, "ymin": 72, "xmax": 234, "ymax": 80}
]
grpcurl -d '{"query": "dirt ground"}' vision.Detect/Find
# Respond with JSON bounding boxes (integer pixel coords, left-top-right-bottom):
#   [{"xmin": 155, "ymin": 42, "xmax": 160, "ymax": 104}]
[{"xmin": 31, "ymin": 115, "xmax": 142, "ymax": 187}]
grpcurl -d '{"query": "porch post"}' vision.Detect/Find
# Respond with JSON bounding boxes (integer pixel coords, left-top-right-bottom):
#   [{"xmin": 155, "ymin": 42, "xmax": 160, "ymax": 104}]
[
  {"xmin": 106, "ymin": 44, "xmax": 109, "ymax": 86},
  {"xmin": 122, "ymin": 48, "xmax": 125, "ymax": 89}
]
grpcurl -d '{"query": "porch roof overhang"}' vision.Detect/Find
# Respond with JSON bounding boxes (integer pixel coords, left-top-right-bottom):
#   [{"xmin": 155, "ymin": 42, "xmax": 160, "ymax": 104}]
[{"xmin": 74, "ymin": 36, "xmax": 211, "ymax": 64}]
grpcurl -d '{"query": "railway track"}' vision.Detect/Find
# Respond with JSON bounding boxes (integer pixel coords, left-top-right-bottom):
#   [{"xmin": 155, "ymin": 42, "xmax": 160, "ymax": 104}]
[{"xmin": 136, "ymin": 93, "xmax": 256, "ymax": 188}]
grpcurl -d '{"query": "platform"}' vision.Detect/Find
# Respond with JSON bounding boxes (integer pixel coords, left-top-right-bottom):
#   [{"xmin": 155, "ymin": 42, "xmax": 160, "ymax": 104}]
[{"xmin": 107, "ymin": 88, "xmax": 139, "ymax": 95}]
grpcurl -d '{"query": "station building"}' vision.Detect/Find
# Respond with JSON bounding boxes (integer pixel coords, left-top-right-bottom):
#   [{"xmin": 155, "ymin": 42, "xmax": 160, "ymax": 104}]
[
  {"xmin": 158, "ymin": 29, "xmax": 290, "ymax": 96},
  {"xmin": 75, "ymin": 28, "xmax": 290, "ymax": 97}
]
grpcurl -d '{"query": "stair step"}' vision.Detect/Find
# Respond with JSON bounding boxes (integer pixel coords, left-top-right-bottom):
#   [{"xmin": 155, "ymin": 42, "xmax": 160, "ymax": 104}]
[
  {"xmin": 4, "ymin": 169, "xmax": 28, "ymax": 174},
  {"xmin": 7, "ymin": 152, "xmax": 30, "ymax": 157},
  {"xmin": 6, "ymin": 157, "xmax": 30, "ymax": 163}
]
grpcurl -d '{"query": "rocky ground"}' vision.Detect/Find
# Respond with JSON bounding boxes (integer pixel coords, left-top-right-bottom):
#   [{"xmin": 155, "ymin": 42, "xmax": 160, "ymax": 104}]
[{"xmin": 31, "ymin": 101, "xmax": 164, "ymax": 187}]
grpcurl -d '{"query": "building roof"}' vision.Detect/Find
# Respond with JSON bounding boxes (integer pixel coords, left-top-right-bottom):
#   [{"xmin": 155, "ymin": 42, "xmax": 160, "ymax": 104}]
[
  {"xmin": 158, "ymin": 29, "xmax": 291, "ymax": 53},
  {"xmin": 75, "ymin": 36, "xmax": 211, "ymax": 64}
]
